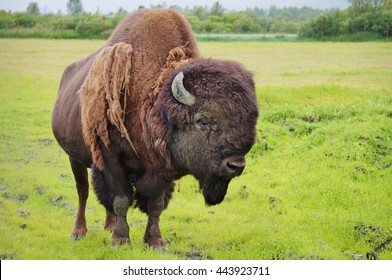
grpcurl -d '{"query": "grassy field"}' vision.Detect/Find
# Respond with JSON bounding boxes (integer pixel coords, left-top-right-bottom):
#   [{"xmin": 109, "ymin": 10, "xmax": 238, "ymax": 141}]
[{"xmin": 0, "ymin": 39, "xmax": 391, "ymax": 260}]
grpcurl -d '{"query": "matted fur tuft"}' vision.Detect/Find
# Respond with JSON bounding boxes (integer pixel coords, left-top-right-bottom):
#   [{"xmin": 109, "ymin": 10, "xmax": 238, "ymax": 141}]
[
  {"xmin": 79, "ymin": 42, "xmax": 137, "ymax": 170},
  {"xmin": 152, "ymin": 44, "xmax": 193, "ymax": 96}
]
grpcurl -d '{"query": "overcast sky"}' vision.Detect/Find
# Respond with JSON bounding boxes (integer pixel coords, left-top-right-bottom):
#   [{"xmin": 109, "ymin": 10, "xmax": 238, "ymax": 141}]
[{"xmin": 0, "ymin": 0, "xmax": 351, "ymax": 14}]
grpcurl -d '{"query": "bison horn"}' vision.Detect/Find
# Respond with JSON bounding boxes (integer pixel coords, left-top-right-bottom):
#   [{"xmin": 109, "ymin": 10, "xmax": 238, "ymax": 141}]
[{"xmin": 171, "ymin": 71, "xmax": 195, "ymax": 106}]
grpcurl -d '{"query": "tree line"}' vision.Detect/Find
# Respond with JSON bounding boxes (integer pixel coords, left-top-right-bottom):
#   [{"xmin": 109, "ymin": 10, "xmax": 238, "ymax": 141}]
[
  {"xmin": 0, "ymin": 0, "xmax": 391, "ymax": 40},
  {"xmin": 301, "ymin": 0, "xmax": 392, "ymax": 40}
]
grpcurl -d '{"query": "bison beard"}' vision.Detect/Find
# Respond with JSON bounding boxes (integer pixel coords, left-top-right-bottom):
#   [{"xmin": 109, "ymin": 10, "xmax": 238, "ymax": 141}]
[{"xmin": 200, "ymin": 178, "xmax": 230, "ymax": 206}]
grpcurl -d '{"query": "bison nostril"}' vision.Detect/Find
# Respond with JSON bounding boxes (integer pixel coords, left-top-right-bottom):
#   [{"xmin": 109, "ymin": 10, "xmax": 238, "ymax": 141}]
[
  {"xmin": 221, "ymin": 156, "xmax": 246, "ymax": 178},
  {"xmin": 227, "ymin": 161, "xmax": 245, "ymax": 172}
]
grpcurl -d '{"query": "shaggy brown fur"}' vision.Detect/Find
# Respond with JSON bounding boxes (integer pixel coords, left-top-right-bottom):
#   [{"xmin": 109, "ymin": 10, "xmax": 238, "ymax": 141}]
[
  {"xmin": 79, "ymin": 42, "xmax": 136, "ymax": 170},
  {"xmin": 143, "ymin": 44, "xmax": 196, "ymax": 172},
  {"xmin": 79, "ymin": 42, "xmax": 194, "ymax": 170},
  {"xmin": 152, "ymin": 44, "xmax": 194, "ymax": 95}
]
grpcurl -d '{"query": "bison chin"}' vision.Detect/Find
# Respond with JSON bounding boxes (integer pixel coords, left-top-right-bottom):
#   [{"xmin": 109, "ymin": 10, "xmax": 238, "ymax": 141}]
[{"xmin": 200, "ymin": 178, "xmax": 230, "ymax": 206}]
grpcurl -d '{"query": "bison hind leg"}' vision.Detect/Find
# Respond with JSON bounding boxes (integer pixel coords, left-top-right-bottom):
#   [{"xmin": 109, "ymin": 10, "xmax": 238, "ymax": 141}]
[{"xmin": 69, "ymin": 158, "xmax": 89, "ymax": 241}]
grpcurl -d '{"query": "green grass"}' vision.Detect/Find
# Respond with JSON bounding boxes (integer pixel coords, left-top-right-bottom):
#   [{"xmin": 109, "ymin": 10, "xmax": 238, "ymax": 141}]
[
  {"xmin": 0, "ymin": 39, "xmax": 391, "ymax": 260},
  {"xmin": 0, "ymin": 28, "xmax": 81, "ymax": 39},
  {"xmin": 195, "ymin": 33, "xmax": 298, "ymax": 42}
]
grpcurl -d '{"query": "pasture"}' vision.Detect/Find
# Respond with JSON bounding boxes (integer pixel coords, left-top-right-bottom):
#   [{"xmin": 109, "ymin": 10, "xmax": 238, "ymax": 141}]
[{"xmin": 0, "ymin": 39, "xmax": 391, "ymax": 260}]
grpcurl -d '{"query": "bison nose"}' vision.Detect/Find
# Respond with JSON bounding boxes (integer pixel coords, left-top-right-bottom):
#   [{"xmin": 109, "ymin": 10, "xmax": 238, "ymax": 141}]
[{"xmin": 220, "ymin": 156, "xmax": 246, "ymax": 178}]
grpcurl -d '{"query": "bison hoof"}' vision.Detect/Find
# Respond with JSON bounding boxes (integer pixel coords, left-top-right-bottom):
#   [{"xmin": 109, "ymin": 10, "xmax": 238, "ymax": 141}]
[
  {"xmin": 111, "ymin": 237, "xmax": 130, "ymax": 246},
  {"xmin": 145, "ymin": 237, "xmax": 167, "ymax": 250},
  {"xmin": 104, "ymin": 221, "xmax": 115, "ymax": 233},
  {"xmin": 70, "ymin": 228, "xmax": 87, "ymax": 241}
]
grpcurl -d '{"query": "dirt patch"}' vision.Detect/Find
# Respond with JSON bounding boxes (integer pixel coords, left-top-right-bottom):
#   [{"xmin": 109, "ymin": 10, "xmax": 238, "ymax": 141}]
[
  {"xmin": 268, "ymin": 196, "xmax": 286, "ymax": 215},
  {"xmin": 174, "ymin": 244, "xmax": 212, "ymax": 260},
  {"xmin": 354, "ymin": 224, "xmax": 392, "ymax": 260},
  {"xmin": 50, "ymin": 195, "xmax": 73, "ymax": 209},
  {"xmin": 16, "ymin": 194, "xmax": 28, "ymax": 202},
  {"xmin": 239, "ymin": 185, "xmax": 249, "ymax": 200},
  {"xmin": 51, "ymin": 195, "xmax": 64, "ymax": 204},
  {"xmin": 2, "ymin": 193, "xmax": 28, "ymax": 202},
  {"xmin": 0, "ymin": 254, "xmax": 17, "ymax": 260},
  {"xmin": 16, "ymin": 209, "xmax": 30, "ymax": 216},
  {"xmin": 185, "ymin": 251, "xmax": 204, "ymax": 260},
  {"xmin": 36, "ymin": 138, "xmax": 54, "ymax": 147},
  {"xmin": 36, "ymin": 187, "xmax": 45, "ymax": 195},
  {"xmin": 300, "ymin": 115, "xmax": 321, "ymax": 123},
  {"xmin": 288, "ymin": 254, "xmax": 324, "ymax": 260},
  {"xmin": 60, "ymin": 174, "xmax": 71, "ymax": 180},
  {"xmin": 367, "ymin": 239, "xmax": 392, "ymax": 260}
]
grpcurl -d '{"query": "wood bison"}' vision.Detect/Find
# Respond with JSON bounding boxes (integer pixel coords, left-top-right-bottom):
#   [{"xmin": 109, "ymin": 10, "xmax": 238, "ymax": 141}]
[{"xmin": 52, "ymin": 8, "xmax": 259, "ymax": 248}]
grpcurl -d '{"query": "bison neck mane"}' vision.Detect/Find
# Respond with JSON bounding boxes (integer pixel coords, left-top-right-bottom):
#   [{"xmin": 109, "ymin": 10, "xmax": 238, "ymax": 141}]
[
  {"xmin": 79, "ymin": 42, "xmax": 194, "ymax": 177},
  {"xmin": 151, "ymin": 43, "xmax": 194, "ymax": 96},
  {"xmin": 141, "ymin": 44, "xmax": 195, "ymax": 177}
]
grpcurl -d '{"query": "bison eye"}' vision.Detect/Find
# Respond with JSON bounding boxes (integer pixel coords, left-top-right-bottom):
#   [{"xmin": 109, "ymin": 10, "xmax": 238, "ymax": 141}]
[{"xmin": 195, "ymin": 117, "xmax": 214, "ymax": 131}]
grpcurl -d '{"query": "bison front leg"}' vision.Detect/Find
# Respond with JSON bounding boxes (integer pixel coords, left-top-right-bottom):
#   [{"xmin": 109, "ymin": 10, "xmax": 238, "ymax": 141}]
[
  {"xmin": 112, "ymin": 195, "xmax": 130, "ymax": 245},
  {"xmin": 94, "ymin": 146, "xmax": 132, "ymax": 246},
  {"xmin": 93, "ymin": 165, "xmax": 131, "ymax": 245},
  {"xmin": 144, "ymin": 194, "xmax": 166, "ymax": 249}
]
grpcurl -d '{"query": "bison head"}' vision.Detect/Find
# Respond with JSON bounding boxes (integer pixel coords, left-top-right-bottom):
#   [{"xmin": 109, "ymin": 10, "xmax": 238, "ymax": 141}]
[{"xmin": 157, "ymin": 59, "xmax": 258, "ymax": 206}]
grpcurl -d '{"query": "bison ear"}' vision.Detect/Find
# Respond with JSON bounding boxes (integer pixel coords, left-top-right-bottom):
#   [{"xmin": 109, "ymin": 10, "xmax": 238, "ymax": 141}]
[{"xmin": 171, "ymin": 71, "xmax": 195, "ymax": 106}]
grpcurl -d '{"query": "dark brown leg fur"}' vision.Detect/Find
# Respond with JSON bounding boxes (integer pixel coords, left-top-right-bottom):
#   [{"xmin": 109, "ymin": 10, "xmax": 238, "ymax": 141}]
[
  {"xmin": 112, "ymin": 196, "xmax": 130, "ymax": 245},
  {"xmin": 69, "ymin": 158, "xmax": 89, "ymax": 240},
  {"xmin": 104, "ymin": 209, "xmax": 115, "ymax": 233},
  {"xmin": 144, "ymin": 194, "xmax": 166, "ymax": 249}
]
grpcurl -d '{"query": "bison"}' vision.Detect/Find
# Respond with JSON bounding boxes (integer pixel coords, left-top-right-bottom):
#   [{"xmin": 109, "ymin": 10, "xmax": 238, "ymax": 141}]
[{"xmin": 52, "ymin": 8, "xmax": 259, "ymax": 248}]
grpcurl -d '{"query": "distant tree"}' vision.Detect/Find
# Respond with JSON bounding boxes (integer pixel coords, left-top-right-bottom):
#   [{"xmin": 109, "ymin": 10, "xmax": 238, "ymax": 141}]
[
  {"xmin": 150, "ymin": 3, "xmax": 166, "ymax": 9},
  {"xmin": 186, "ymin": 15, "xmax": 202, "ymax": 32},
  {"xmin": 210, "ymin": 2, "xmax": 225, "ymax": 16},
  {"xmin": 269, "ymin": 6, "xmax": 279, "ymax": 18},
  {"xmin": 0, "ymin": 10, "xmax": 13, "ymax": 28},
  {"xmin": 67, "ymin": 0, "xmax": 84, "ymax": 15},
  {"xmin": 26, "ymin": 2, "xmax": 40, "ymax": 15},
  {"xmin": 245, "ymin": 7, "xmax": 267, "ymax": 18},
  {"xmin": 117, "ymin": 7, "xmax": 128, "ymax": 15},
  {"xmin": 232, "ymin": 13, "xmax": 261, "ymax": 33},
  {"xmin": 348, "ymin": 0, "xmax": 386, "ymax": 14},
  {"xmin": 169, "ymin": 5, "xmax": 183, "ymax": 12},
  {"xmin": 190, "ymin": 6, "xmax": 209, "ymax": 20}
]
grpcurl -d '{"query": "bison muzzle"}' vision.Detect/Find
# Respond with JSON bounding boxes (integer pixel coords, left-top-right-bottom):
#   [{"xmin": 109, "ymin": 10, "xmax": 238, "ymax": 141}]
[{"xmin": 52, "ymin": 8, "xmax": 259, "ymax": 249}]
